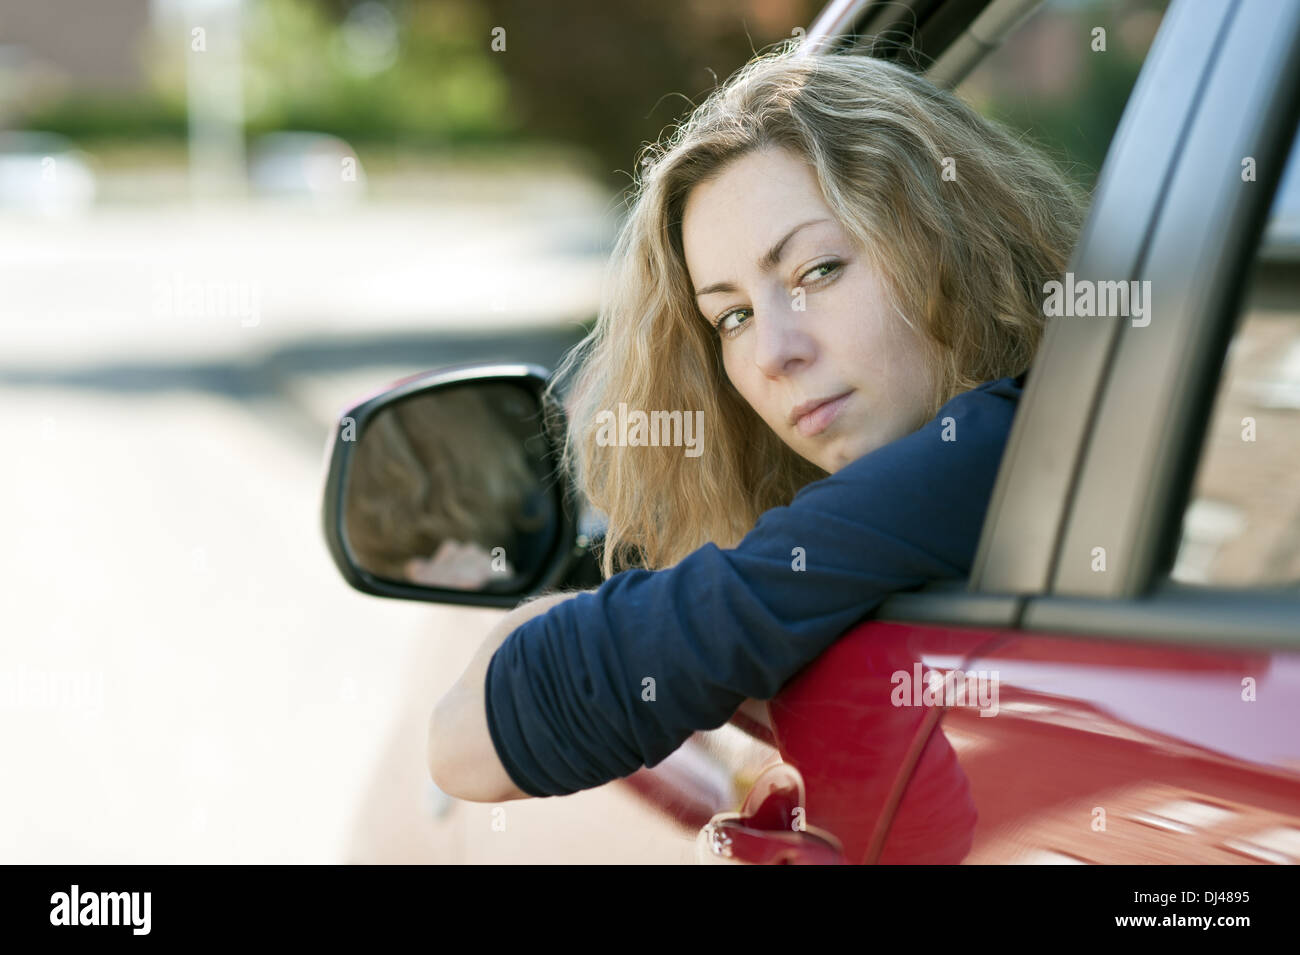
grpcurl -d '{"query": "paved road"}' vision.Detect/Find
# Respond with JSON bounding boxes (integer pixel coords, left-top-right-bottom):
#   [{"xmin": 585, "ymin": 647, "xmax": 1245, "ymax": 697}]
[{"xmin": 0, "ymin": 180, "xmax": 697, "ymax": 863}]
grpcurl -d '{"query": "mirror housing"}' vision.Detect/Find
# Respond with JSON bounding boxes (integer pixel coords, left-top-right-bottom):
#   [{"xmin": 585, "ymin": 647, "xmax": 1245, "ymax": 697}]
[{"xmin": 321, "ymin": 362, "xmax": 597, "ymax": 607}]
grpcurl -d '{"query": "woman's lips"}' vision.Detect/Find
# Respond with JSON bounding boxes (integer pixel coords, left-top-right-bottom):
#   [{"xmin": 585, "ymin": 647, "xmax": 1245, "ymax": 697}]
[{"xmin": 794, "ymin": 391, "xmax": 852, "ymax": 438}]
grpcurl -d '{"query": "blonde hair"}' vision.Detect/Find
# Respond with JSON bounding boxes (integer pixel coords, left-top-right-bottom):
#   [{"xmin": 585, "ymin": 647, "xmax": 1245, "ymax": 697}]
[{"xmin": 546, "ymin": 41, "xmax": 1087, "ymax": 578}]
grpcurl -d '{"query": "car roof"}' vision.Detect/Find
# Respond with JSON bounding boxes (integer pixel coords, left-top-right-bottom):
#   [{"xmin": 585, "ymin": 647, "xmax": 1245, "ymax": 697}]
[{"xmin": 807, "ymin": 0, "xmax": 1037, "ymax": 86}]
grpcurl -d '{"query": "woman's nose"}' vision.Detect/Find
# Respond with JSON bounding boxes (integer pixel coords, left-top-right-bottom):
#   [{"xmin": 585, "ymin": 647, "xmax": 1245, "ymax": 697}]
[{"xmin": 752, "ymin": 295, "xmax": 814, "ymax": 378}]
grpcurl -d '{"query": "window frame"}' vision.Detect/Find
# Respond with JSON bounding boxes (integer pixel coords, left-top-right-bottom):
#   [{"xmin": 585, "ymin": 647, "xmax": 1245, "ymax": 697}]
[
  {"xmin": 982, "ymin": 0, "xmax": 1300, "ymax": 648},
  {"xmin": 877, "ymin": 0, "xmax": 1300, "ymax": 647}
]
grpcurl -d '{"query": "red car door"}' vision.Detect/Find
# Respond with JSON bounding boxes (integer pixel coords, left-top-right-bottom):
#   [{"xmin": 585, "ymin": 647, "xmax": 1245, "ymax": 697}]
[
  {"xmin": 877, "ymin": 0, "xmax": 1300, "ymax": 866},
  {"xmin": 897, "ymin": 634, "xmax": 1300, "ymax": 864}
]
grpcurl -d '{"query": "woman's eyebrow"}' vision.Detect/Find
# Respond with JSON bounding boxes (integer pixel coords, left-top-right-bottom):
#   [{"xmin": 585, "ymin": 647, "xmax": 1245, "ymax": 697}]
[{"xmin": 693, "ymin": 217, "xmax": 831, "ymax": 297}]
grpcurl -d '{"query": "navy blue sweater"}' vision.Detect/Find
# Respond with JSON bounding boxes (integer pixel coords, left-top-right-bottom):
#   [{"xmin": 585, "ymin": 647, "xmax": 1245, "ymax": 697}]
[{"xmin": 484, "ymin": 374, "xmax": 1024, "ymax": 797}]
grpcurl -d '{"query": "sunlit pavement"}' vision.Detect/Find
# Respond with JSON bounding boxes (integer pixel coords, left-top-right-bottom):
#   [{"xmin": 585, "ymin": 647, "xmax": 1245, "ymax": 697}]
[
  {"xmin": 0, "ymin": 193, "xmax": 613, "ymax": 368},
  {"xmin": 0, "ymin": 175, "xmax": 696, "ymax": 863}
]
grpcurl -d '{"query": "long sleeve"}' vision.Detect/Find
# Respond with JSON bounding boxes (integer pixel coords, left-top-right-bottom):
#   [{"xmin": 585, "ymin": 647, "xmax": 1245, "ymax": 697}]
[{"xmin": 484, "ymin": 375, "xmax": 1023, "ymax": 797}]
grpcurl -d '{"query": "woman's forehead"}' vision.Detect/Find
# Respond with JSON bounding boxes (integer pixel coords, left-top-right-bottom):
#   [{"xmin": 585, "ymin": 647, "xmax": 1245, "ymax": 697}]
[
  {"xmin": 683, "ymin": 148, "xmax": 827, "ymax": 230},
  {"xmin": 684, "ymin": 196, "xmax": 844, "ymax": 290}
]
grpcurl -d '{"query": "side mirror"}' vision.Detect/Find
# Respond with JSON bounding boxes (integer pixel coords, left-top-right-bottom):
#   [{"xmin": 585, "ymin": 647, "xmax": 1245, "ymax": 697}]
[{"xmin": 321, "ymin": 362, "xmax": 594, "ymax": 607}]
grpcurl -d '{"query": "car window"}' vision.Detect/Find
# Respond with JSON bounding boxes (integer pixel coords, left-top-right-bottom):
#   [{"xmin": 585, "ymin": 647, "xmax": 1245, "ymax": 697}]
[
  {"xmin": 1169, "ymin": 123, "xmax": 1300, "ymax": 587},
  {"xmin": 952, "ymin": 0, "xmax": 1169, "ymax": 195}
]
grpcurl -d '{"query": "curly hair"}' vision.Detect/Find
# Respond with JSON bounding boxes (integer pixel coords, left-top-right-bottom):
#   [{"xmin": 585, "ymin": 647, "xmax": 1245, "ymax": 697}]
[{"xmin": 546, "ymin": 40, "xmax": 1087, "ymax": 578}]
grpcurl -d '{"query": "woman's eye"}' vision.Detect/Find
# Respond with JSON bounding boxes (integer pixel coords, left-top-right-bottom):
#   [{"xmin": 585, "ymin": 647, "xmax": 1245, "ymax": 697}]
[
  {"xmin": 715, "ymin": 308, "xmax": 752, "ymax": 338},
  {"xmin": 799, "ymin": 260, "xmax": 842, "ymax": 284},
  {"xmin": 712, "ymin": 262, "xmax": 841, "ymax": 339}
]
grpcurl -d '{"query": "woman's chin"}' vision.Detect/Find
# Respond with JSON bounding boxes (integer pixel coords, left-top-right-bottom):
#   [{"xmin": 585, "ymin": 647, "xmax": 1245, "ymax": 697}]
[
  {"xmin": 787, "ymin": 425, "xmax": 878, "ymax": 474},
  {"xmin": 803, "ymin": 440, "xmax": 853, "ymax": 474},
  {"xmin": 818, "ymin": 432, "xmax": 883, "ymax": 473}
]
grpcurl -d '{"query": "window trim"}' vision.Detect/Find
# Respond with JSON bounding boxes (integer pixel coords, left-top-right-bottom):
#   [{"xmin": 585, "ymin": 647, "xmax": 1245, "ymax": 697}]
[
  {"xmin": 968, "ymin": 0, "xmax": 1284, "ymax": 601},
  {"xmin": 1023, "ymin": 579, "xmax": 1300, "ymax": 650},
  {"xmin": 1050, "ymin": 0, "xmax": 1300, "ymax": 600}
]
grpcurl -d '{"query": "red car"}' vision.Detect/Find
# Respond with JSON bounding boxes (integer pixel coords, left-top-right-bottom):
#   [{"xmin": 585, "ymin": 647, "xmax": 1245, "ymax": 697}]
[{"xmin": 323, "ymin": 0, "xmax": 1300, "ymax": 864}]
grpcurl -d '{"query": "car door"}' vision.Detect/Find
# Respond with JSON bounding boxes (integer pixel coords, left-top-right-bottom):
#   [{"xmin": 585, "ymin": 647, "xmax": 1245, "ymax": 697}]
[
  {"xmin": 696, "ymin": 0, "xmax": 1300, "ymax": 865},
  {"xmin": 871, "ymin": 0, "xmax": 1300, "ymax": 864}
]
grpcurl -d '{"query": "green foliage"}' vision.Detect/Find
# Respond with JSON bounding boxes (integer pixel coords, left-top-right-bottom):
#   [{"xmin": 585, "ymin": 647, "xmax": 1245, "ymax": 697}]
[
  {"xmin": 239, "ymin": 0, "xmax": 516, "ymax": 143},
  {"xmin": 961, "ymin": 0, "xmax": 1166, "ymax": 194},
  {"xmin": 18, "ymin": 0, "xmax": 517, "ymax": 147}
]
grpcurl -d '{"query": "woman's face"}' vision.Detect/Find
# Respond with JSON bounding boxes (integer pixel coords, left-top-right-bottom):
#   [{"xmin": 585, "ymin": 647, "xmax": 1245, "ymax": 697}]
[{"xmin": 682, "ymin": 145, "xmax": 937, "ymax": 473}]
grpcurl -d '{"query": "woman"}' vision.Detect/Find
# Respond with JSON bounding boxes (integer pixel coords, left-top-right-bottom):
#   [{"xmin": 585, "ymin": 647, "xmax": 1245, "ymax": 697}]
[{"xmin": 428, "ymin": 42, "xmax": 1086, "ymax": 803}]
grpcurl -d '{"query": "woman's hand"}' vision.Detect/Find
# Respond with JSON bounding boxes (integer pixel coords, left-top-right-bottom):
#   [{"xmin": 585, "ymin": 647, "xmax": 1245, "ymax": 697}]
[
  {"xmin": 405, "ymin": 539, "xmax": 515, "ymax": 589},
  {"xmin": 428, "ymin": 588, "xmax": 594, "ymax": 801}
]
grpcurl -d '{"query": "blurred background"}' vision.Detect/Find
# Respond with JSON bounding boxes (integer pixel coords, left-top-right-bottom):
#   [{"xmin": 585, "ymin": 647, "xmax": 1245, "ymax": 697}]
[{"xmin": 0, "ymin": 0, "xmax": 1234, "ymax": 863}]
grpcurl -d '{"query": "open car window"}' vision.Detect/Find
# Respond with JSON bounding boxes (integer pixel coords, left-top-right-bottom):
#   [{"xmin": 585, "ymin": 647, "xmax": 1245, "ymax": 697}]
[
  {"xmin": 953, "ymin": 0, "xmax": 1169, "ymax": 195},
  {"xmin": 1170, "ymin": 121, "xmax": 1300, "ymax": 588}
]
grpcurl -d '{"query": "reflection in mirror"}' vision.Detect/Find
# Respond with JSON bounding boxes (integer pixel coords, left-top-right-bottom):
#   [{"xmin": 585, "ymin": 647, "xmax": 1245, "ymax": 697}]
[{"xmin": 343, "ymin": 382, "xmax": 560, "ymax": 593}]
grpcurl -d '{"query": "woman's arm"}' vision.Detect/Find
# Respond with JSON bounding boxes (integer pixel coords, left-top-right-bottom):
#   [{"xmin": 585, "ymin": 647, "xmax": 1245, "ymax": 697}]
[
  {"xmin": 428, "ymin": 589, "xmax": 589, "ymax": 802},
  {"xmin": 479, "ymin": 379, "xmax": 1022, "ymax": 798}
]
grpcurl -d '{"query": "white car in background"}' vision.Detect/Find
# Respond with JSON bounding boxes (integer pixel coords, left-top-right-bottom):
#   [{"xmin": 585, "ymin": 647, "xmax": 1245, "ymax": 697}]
[
  {"xmin": 0, "ymin": 131, "xmax": 96, "ymax": 215},
  {"xmin": 247, "ymin": 131, "xmax": 367, "ymax": 202}
]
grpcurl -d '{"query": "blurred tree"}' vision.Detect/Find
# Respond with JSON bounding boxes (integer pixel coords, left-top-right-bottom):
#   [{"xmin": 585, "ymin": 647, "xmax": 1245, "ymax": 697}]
[
  {"xmin": 18, "ymin": 0, "xmax": 517, "ymax": 148},
  {"xmin": 473, "ymin": 0, "xmax": 825, "ymax": 191},
  {"xmin": 241, "ymin": 0, "xmax": 514, "ymax": 144},
  {"xmin": 957, "ymin": 0, "xmax": 1167, "ymax": 194},
  {"xmin": 12, "ymin": 0, "xmax": 1168, "ymax": 202}
]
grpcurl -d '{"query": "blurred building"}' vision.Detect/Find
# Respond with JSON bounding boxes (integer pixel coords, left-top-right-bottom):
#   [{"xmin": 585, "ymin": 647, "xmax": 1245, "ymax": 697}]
[{"xmin": 0, "ymin": 0, "xmax": 152, "ymax": 107}]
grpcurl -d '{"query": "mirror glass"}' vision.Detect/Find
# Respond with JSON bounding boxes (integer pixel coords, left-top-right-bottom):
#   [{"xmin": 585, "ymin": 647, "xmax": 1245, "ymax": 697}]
[{"xmin": 343, "ymin": 381, "xmax": 561, "ymax": 593}]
